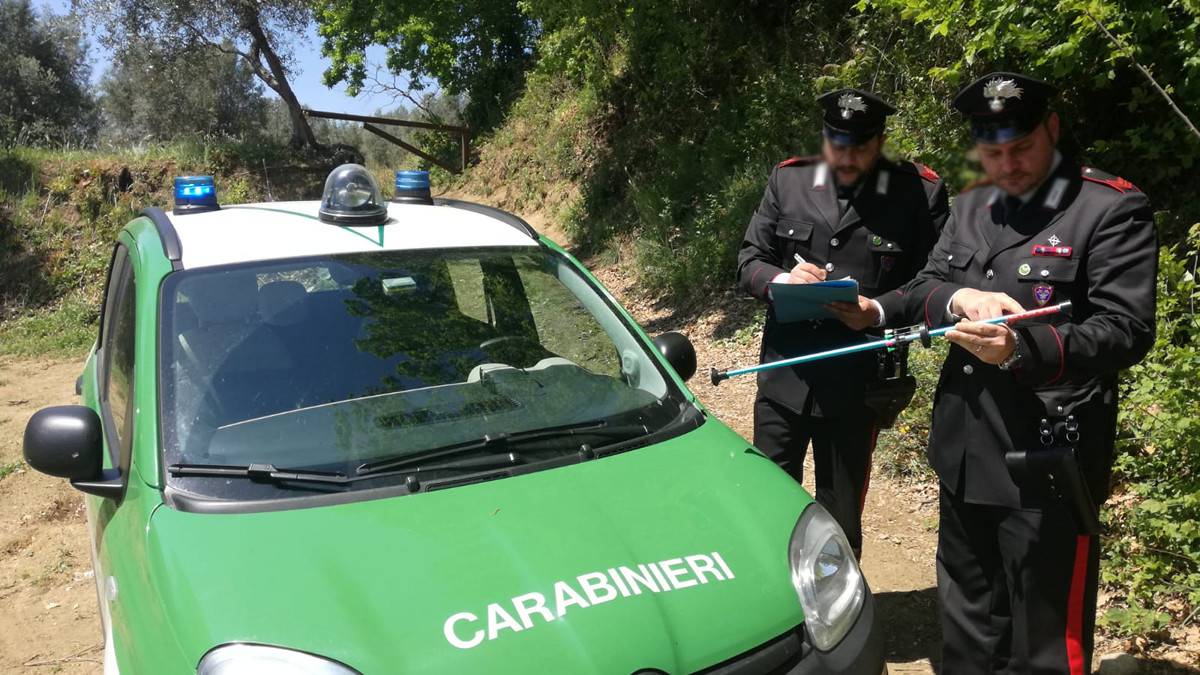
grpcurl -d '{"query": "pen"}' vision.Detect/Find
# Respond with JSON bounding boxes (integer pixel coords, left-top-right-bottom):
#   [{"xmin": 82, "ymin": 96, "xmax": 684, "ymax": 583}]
[{"xmin": 794, "ymin": 253, "xmax": 806, "ymax": 265}]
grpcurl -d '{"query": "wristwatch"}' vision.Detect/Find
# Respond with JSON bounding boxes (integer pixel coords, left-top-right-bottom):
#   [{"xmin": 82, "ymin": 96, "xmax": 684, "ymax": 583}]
[{"xmin": 998, "ymin": 327, "xmax": 1022, "ymax": 371}]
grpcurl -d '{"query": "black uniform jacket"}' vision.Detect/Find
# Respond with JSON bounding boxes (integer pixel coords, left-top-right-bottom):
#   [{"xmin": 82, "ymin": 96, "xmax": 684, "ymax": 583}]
[
  {"xmin": 876, "ymin": 158, "xmax": 1157, "ymax": 508},
  {"xmin": 737, "ymin": 156, "xmax": 949, "ymax": 418}
]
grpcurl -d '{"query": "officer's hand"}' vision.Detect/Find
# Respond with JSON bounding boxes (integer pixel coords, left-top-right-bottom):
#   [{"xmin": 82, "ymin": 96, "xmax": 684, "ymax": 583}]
[
  {"xmin": 787, "ymin": 261, "xmax": 827, "ymax": 284},
  {"xmin": 946, "ymin": 321, "xmax": 1016, "ymax": 365},
  {"xmin": 826, "ymin": 296, "xmax": 880, "ymax": 331},
  {"xmin": 949, "ymin": 288, "xmax": 1025, "ymax": 320}
]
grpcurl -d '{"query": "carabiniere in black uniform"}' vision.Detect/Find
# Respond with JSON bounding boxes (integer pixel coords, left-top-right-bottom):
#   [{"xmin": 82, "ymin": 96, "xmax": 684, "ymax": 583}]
[
  {"xmin": 737, "ymin": 88, "xmax": 948, "ymax": 557},
  {"xmin": 875, "ymin": 73, "xmax": 1157, "ymax": 674}
]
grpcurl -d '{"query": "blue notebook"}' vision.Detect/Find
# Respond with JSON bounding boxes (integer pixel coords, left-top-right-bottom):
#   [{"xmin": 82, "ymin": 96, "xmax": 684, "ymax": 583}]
[{"xmin": 768, "ymin": 279, "xmax": 860, "ymax": 322}]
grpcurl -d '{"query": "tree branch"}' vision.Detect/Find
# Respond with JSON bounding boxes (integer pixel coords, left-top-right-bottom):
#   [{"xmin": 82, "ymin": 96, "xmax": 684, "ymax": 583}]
[
  {"xmin": 1086, "ymin": 9, "xmax": 1200, "ymax": 143},
  {"xmin": 363, "ymin": 66, "xmax": 441, "ymax": 120}
]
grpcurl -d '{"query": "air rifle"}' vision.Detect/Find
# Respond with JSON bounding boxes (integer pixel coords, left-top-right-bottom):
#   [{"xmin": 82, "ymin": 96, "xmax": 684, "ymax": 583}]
[{"xmin": 710, "ymin": 301, "xmax": 1071, "ymax": 386}]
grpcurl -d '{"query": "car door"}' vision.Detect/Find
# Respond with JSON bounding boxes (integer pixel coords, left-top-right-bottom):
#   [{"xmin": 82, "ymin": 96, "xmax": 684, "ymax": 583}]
[{"xmin": 87, "ymin": 242, "xmax": 137, "ymax": 671}]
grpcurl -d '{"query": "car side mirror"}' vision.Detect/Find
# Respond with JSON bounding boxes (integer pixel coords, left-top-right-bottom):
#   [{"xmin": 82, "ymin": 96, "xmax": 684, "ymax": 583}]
[
  {"xmin": 24, "ymin": 406, "xmax": 123, "ymax": 499},
  {"xmin": 653, "ymin": 332, "xmax": 697, "ymax": 382}
]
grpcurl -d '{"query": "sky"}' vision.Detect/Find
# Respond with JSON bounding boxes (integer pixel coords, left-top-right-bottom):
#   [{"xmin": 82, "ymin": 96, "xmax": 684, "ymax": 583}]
[{"xmin": 34, "ymin": 0, "xmax": 401, "ymax": 114}]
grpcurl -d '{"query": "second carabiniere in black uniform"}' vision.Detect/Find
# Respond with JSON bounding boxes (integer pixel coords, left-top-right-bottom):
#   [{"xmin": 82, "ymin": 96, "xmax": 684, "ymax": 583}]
[{"xmin": 736, "ymin": 88, "xmax": 948, "ymax": 557}]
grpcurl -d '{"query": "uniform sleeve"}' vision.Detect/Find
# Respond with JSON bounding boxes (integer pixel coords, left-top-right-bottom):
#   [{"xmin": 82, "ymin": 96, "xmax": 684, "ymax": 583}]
[
  {"xmin": 901, "ymin": 177, "xmax": 950, "ymax": 283},
  {"xmin": 736, "ymin": 168, "xmax": 790, "ymax": 300},
  {"xmin": 874, "ymin": 205, "xmax": 966, "ymax": 328},
  {"xmin": 1011, "ymin": 193, "xmax": 1157, "ymax": 385},
  {"xmin": 927, "ymin": 178, "xmax": 950, "ymax": 236}
]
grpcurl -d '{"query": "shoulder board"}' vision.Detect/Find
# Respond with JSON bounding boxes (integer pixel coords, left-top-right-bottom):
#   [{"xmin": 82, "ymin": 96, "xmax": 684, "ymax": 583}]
[
  {"xmin": 776, "ymin": 155, "xmax": 819, "ymax": 169},
  {"xmin": 1081, "ymin": 167, "xmax": 1140, "ymax": 193},
  {"xmin": 960, "ymin": 176, "xmax": 993, "ymax": 194},
  {"xmin": 893, "ymin": 160, "xmax": 941, "ymax": 183}
]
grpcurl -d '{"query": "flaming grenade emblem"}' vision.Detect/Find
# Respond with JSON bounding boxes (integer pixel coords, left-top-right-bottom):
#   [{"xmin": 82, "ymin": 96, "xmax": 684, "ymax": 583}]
[
  {"xmin": 983, "ymin": 77, "xmax": 1023, "ymax": 113},
  {"xmin": 838, "ymin": 94, "xmax": 868, "ymax": 119}
]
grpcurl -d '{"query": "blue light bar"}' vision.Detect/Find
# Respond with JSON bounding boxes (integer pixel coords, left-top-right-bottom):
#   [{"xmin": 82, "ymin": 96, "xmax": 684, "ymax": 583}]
[
  {"xmin": 393, "ymin": 170, "xmax": 433, "ymax": 205},
  {"xmin": 395, "ymin": 170, "xmax": 430, "ymax": 190},
  {"xmin": 174, "ymin": 175, "xmax": 220, "ymax": 214}
]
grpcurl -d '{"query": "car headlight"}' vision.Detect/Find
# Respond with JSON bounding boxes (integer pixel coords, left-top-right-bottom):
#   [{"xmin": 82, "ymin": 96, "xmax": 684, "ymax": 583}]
[
  {"xmin": 198, "ymin": 644, "xmax": 359, "ymax": 674},
  {"xmin": 787, "ymin": 502, "xmax": 865, "ymax": 651}
]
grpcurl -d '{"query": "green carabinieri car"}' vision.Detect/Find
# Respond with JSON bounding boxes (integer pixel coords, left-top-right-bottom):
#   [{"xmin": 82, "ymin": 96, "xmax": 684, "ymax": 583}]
[{"xmin": 23, "ymin": 166, "xmax": 885, "ymax": 674}]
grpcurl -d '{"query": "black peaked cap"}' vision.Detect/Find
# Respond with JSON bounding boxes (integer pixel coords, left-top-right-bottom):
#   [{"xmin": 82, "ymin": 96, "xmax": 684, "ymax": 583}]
[
  {"xmin": 817, "ymin": 88, "xmax": 896, "ymax": 145},
  {"xmin": 952, "ymin": 72, "xmax": 1057, "ymax": 143}
]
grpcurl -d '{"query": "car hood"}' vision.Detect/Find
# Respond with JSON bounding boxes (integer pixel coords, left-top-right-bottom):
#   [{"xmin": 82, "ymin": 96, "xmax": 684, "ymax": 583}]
[{"xmin": 146, "ymin": 419, "xmax": 812, "ymax": 674}]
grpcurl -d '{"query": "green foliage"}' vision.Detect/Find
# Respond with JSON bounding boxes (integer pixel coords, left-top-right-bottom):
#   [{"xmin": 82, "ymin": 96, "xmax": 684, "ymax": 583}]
[
  {"xmin": 1098, "ymin": 604, "xmax": 1173, "ymax": 638},
  {"xmin": 99, "ymin": 42, "xmax": 269, "ymax": 144},
  {"xmin": 0, "ymin": 461, "xmax": 24, "ymax": 480},
  {"xmin": 854, "ymin": 0, "xmax": 1200, "ymax": 239},
  {"xmin": 875, "ymin": 342, "xmax": 946, "ymax": 481},
  {"xmin": 314, "ymin": 0, "xmax": 536, "ymax": 133},
  {"xmin": 1102, "ymin": 224, "xmax": 1200, "ymax": 623},
  {"xmin": 0, "ymin": 292, "xmax": 98, "ymax": 357},
  {"xmin": 0, "ymin": 0, "xmax": 98, "ymax": 147},
  {"xmin": 78, "ymin": 0, "xmax": 318, "ymax": 147}
]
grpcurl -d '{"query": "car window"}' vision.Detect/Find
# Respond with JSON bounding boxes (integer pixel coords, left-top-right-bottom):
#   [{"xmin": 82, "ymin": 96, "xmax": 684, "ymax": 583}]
[
  {"xmin": 446, "ymin": 259, "xmax": 489, "ymax": 323},
  {"xmin": 102, "ymin": 252, "xmax": 136, "ymax": 455},
  {"xmin": 159, "ymin": 247, "xmax": 688, "ymax": 501},
  {"xmin": 516, "ymin": 258, "xmax": 622, "ymax": 379}
]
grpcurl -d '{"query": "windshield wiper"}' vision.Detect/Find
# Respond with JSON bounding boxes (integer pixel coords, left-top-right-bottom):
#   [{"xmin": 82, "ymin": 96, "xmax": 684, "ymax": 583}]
[
  {"xmin": 356, "ymin": 419, "xmax": 650, "ymax": 476},
  {"xmin": 587, "ymin": 403, "xmax": 705, "ymax": 459},
  {"xmin": 168, "ymin": 463, "xmax": 352, "ymax": 484},
  {"xmin": 168, "ymin": 453, "xmax": 523, "ymax": 488}
]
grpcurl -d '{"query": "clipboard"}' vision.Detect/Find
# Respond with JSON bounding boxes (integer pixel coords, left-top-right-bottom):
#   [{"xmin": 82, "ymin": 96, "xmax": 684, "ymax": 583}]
[{"xmin": 768, "ymin": 279, "xmax": 859, "ymax": 322}]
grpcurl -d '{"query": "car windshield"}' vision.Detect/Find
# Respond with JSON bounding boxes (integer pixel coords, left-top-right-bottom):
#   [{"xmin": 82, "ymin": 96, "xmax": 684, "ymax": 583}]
[{"xmin": 159, "ymin": 246, "xmax": 689, "ymax": 500}]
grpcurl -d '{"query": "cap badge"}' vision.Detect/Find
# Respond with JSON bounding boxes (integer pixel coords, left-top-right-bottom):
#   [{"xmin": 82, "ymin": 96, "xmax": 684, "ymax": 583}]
[
  {"xmin": 838, "ymin": 93, "xmax": 867, "ymax": 119},
  {"xmin": 983, "ymin": 77, "xmax": 1023, "ymax": 113}
]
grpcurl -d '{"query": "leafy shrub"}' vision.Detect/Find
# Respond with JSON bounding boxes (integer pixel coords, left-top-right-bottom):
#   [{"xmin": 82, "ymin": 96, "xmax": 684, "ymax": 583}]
[{"xmin": 1101, "ymin": 224, "xmax": 1200, "ymax": 632}]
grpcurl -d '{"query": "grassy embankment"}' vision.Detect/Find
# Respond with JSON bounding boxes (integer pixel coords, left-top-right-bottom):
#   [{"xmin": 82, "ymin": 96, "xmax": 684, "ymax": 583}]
[{"xmin": 0, "ymin": 142, "xmax": 396, "ymax": 357}]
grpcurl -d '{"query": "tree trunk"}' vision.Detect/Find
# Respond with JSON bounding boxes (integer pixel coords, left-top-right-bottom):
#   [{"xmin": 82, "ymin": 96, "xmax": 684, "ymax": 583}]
[{"xmin": 240, "ymin": 8, "xmax": 318, "ymax": 148}]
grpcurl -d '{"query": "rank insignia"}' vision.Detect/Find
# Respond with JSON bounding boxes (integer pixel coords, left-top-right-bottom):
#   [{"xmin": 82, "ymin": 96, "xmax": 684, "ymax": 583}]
[
  {"xmin": 1033, "ymin": 284, "xmax": 1054, "ymax": 306},
  {"xmin": 983, "ymin": 77, "xmax": 1023, "ymax": 112},
  {"xmin": 1018, "ymin": 263, "xmax": 1031, "ymax": 276},
  {"xmin": 1033, "ymin": 244, "xmax": 1072, "ymax": 257},
  {"xmin": 1048, "ymin": 234, "xmax": 1061, "ymax": 246}
]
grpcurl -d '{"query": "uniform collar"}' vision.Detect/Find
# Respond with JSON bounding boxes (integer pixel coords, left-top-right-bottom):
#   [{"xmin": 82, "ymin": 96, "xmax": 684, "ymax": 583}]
[{"xmin": 1011, "ymin": 151, "xmax": 1063, "ymax": 204}]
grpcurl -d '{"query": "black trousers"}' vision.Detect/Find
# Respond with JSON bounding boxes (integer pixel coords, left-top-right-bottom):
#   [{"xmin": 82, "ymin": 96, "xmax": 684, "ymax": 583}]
[
  {"xmin": 752, "ymin": 395, "xmax": 878, "ymax": 557},
  {"xmin": 937, "ymin": 484, "xmax": 1099, "ymax": 675}
]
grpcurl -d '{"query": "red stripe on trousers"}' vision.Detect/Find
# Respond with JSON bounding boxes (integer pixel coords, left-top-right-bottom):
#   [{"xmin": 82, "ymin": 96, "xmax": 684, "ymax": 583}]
[{"xmin": 1065, "ymin": 534, "xmax": 1091, "ymax": 675}]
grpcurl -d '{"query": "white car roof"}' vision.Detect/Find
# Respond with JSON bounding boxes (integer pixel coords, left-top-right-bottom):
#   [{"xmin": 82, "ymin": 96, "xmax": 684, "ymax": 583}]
[{"xmin": 167, "ymin": 201, "xmax": 538, "ymax": 270}]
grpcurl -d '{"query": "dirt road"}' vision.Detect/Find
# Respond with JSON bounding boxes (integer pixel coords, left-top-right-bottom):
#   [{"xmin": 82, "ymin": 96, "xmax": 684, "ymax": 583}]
[{"xmin": 0, "ymin": 358, "xmax": 102, "ymax": 673}]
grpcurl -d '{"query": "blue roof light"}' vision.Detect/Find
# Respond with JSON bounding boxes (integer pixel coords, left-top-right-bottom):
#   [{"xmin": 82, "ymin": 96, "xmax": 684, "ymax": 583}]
[
  {"xmin": 393, "ymin": 170, "xmax": 433, "ymax": 205},
  {"xmin": 173, "ymin": 175, "xmax": 220, "ymax": 214}
]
